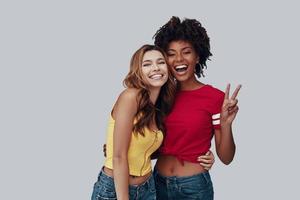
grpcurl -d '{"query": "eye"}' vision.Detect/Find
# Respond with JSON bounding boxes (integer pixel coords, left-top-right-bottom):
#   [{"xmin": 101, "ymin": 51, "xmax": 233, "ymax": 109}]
[
  {"xmin": 167, "ymin": 53, "xmax": 175, "ymax": 57},
  {"xmin": 158, "ymin": 61, "xmax": 166, "ymax": 65},
  {"xmin": 142, "ymin": 63, "xmax": 151, "ymax": 67},
  {"xmin": 183, "ymin": 51, "xmax": 191, "ymax": 55}
]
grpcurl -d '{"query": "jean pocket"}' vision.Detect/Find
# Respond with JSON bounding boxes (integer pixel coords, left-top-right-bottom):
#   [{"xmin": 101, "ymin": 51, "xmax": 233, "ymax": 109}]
[
  {"xmin": 148, "ymin": 176, "xmax": 157, "ymax": 193},
  {"xmin": 179, "ymin": 183, "xmax": 213, "ymax": 200},
  {"xmin": 180, "ymin": 183, "xmax": 202, "ymax": 195},
  {"xmin": 179, "ymin": 173, "xmax": 213, "ymax": 197},
  {"xmin": 202, "ymin": 172, "xmax": 213, "ymax": 189},
  {"xmin": 92, "ymin": 180, "xmax": 117, "ymax": 200},
  {"xmin": 154, "ymin": 173, "xmax": 165, "ymax": 186}
]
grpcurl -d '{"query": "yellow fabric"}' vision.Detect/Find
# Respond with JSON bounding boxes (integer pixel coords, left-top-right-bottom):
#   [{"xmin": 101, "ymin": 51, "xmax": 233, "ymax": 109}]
[{"xmin": 104, "ymin": 115, "xmax": 163, "ymax": 176}]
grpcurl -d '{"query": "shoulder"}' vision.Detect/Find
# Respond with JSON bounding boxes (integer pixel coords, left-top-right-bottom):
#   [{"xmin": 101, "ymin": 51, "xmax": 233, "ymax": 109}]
[
  {"xmin": 114, "ymin": 88, "xmax": 141, "ymax": 109},
  {"xmin": 205, "ymin": 85, "xmax": 225, "ymax": 103},
  {"xmin": 112, "ymin": 88, "xmax": 138, "ymax": 119},
  {"xmin": 118, "ymin": 88, "xmax": 140, "ymax": 102}
]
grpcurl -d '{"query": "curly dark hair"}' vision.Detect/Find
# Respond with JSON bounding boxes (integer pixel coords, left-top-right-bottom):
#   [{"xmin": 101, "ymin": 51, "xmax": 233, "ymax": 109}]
[{"xmin": 153, "ymin": 16, "xmax": 212, "ymax": 78}]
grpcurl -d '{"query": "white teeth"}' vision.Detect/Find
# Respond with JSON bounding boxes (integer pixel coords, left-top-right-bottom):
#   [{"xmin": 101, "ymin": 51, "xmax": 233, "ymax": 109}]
[
  {"xmin": 150, "ymin": 74, "xmax": 163, "ymax": 80},
  {"xmin": 175, "ymin": 65, "xmax": 187, "ymax": 69}
]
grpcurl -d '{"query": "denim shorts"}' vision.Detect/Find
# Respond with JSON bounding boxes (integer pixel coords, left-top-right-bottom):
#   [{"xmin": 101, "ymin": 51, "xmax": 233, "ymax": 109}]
[
  {"xmin": 153, "ymin": 168, "xmax": 214, "ymax": 200},
  {"xmin": 91, "ymin": 168, "xmax": 156, "ymax": 200}
]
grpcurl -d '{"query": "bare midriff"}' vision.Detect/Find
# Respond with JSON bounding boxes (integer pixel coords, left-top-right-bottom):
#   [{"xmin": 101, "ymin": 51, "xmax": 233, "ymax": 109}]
[
  {"xmin": 103, "ymin": 166, "xmax": 152, "ymax": 186},
  {"xmin": 155, "ymin": 155, "xmax": 207, "ymax": 177}
]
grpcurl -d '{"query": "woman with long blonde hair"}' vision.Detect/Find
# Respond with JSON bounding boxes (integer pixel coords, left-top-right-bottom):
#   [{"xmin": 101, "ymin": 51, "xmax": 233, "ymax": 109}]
[{"xmin": 91, "ymin": 44, "xmax": 176, "ymax": 200}]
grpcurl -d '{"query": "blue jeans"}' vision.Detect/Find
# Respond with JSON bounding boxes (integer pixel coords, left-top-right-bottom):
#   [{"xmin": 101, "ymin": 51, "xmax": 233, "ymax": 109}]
[
  {"xmin": 153, "ymin": 168, "xmax": 214, "ymax": 200},
  {"xmin": 91, "ymin": 168, "xmax": 156, "ymax": 200}
]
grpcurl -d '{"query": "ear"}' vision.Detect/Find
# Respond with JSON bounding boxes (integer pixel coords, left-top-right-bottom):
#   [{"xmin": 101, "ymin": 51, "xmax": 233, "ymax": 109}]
[{"xmin": 196, "ymin": 56, "xmax": 200, "ymax": 63}]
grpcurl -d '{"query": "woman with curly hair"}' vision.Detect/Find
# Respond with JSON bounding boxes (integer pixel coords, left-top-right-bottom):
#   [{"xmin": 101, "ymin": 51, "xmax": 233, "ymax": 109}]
[
  {"xmin": 152, "ymin": 16, "xmax": 241, "ymax": 200},
  {"xmin": 91, "ymin": 44, "xmax": 176, "ymax": 200}
]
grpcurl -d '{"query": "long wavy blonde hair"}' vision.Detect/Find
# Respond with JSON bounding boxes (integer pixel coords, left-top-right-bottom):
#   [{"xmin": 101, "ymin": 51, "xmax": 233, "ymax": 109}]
[{"xmin": 123, "ymin": 44, "xmax": 176, "ymax": 136}]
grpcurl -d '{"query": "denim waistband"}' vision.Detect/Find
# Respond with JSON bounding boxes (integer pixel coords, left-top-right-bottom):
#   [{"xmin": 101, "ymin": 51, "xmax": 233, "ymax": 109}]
[
  {"xmin": 153, "ymin": 167, "xmax": 211, "ymax": 185},
  {"xmin": 129, "ymin": 174, "xmax": 153, "ymax": 189},
  {"xmin": 98, "ymin": 167, "xmax": 154, "ymax": 190}
]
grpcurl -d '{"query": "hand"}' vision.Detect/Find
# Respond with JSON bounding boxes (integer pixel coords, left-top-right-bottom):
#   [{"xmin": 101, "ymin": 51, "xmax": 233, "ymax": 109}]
[
  {"xmin": 197, "ymin": 150, "xmax": 215, "ymax": 170},
  {"xmin": 221, "ymin": 84, "xmax": 241, "ymax": 125},
  {"xmin": 103, "ymin": 144, "xmax": 107, "ymax": 157}
]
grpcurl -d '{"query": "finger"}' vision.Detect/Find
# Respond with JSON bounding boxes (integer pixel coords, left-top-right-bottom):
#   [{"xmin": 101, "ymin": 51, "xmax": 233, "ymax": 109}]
[
  {"xmin": 200, "ymin": 162, "xmax": 212, "ymax": 167},
  {"xmin": 222, "ymin": 101, "xmax": 231, "ymax": 111},
  {"xmin": 229, "ymin": 106, "xmax": 239, "ymax": 114},
  {"xmin": 231, "ymin": 84, "xmax": 242, "ymax": 100},
  {"xmin": 198, "ymin": 157, "xmax": 213, "ymax": 162},
  {"xmin": 198, "ymin": 150, "xmax": 212, "ymax": 158},
  {"xmin": 103, "ymin": 144, "xmax": 107, "ymax": 157},
  {"xmin": 197, "ymin": 156, "xmax": 215, "ymax": 163},
  {"xmin": 224, "ymin": 84, "xmax": 230, "ymax": 99},
  {"xmin": 204, "ymin": 150, "xmax": 214, "ymax": 157},
  {"xmin": 197, "ymin": 155, "xmax": 212, "ymax": 160},
  {"xmin": 198, "ymin": 154, "xmax": 214, "ymax": 160},
  {"xmin": 199, "ymin": 159, "xmax": 214, "ymax": 165},
  {"xmin": 228, "ymin": 99, "xmax": 238, "ymax": 109},
  {"xmin": 203, "ymin": 166, "xmax": 211, "ymax": 170},
  {"xmin": 200, "ymin": 162, "xmax": 213, "ymax": 169}
]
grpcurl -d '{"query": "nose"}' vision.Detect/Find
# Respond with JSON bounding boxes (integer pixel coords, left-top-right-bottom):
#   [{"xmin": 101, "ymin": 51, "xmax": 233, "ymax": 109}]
[
  {"xmin": 175, "ymin": 53, "xmax": 183, "ymax": 63},
  {"xmin": 152, "ymin": 63, "xmax": 160, "ymax": 71}
]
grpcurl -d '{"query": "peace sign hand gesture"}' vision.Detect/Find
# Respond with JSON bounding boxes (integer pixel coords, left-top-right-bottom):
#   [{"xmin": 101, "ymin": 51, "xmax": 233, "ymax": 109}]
[{"xmin": 220, "ymin": 84, "xmax": 242, "ymax": 126}]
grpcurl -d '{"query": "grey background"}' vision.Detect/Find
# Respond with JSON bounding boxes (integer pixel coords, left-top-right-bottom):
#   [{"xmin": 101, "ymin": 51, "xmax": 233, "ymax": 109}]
[{"xmin": 1, "ymin": 0, "xmax": 299, "ymax": 199}]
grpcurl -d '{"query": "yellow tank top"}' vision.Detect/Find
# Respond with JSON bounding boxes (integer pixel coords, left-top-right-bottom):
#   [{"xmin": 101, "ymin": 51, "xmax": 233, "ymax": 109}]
[{"xmin": 104, "ymin": 115, "xmax": 163, "ymax": 176}]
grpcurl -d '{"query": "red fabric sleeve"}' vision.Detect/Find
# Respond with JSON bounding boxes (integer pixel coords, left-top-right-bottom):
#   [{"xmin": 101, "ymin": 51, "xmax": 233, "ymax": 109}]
[{"xmin": 212, "ymin": 92, "xmax": 225, "ymax": 129}]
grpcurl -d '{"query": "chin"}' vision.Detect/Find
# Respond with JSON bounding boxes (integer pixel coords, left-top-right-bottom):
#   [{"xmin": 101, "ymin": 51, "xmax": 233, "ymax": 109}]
[
  {"xmin": 150, "ymin": 84, "xmax": 164, "ymax": 88},
  {"xmin": 147, "ymin": 82, "xmax": 165, "ymax": 88},
  {"xmin": 174, "ymin": 76, "xmax": 188, "ymax": 82}
]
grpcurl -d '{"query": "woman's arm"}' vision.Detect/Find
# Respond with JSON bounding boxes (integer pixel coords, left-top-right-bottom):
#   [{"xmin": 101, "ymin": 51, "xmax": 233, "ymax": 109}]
[
  {"xmin": 214, "ymin": 126, "xmax": 236, "ymax": 165},
  {"xmin": 112, "ymin": 89, "xmax": 138, "ymax": 200},
  {"xmin": 214, "ymin": 84, "xmax": 241, "ymax": 165}
]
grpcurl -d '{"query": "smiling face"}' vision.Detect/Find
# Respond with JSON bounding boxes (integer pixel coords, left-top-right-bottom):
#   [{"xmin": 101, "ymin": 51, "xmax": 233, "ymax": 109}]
[
  {"xmin": 166, "ymin": 40, "xmax": 199, "ymax": 83},
  {"xmin": 141, "ymin": 50, "xmax": 169, "ymax": 89}
]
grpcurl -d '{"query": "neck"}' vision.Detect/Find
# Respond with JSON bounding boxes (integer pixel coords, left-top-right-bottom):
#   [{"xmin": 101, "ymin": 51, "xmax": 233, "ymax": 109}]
[
  {"xmin": 149, "ymin": 87, "xmax": 161, "ymax": 104},
  {"xmin": 179, "ymin": 77, "xmax": 203, "ymax": 91}
]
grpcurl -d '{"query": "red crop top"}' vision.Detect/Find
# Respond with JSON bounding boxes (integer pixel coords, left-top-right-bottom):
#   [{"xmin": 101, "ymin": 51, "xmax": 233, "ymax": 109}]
[{"xmin": 160, "ymin": 84, "xmax": 225, "ymax": 163}]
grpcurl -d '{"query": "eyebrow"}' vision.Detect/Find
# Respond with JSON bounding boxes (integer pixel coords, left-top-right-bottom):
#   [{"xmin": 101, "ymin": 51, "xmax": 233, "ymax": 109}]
[
  {"xmin": 142, "ymin": 57, "xmax": 165, "ymax": 63},
  {"xmin": 142, "ymin": 60, "xmax": 152, "ymax": 63},
  {"xmin": 168, "ymin": 47, "xmax": 193, "ymax": 51}
]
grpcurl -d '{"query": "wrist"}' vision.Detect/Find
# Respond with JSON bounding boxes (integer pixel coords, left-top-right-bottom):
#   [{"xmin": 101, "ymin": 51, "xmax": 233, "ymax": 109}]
[{"xmin": 220, "ymin": 121, "xmax": 232, "ymax": 129}]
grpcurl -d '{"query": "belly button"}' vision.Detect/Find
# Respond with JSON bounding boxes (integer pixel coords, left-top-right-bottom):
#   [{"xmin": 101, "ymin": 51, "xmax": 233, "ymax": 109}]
[{"xmin": 170, "ymin": 167, "xmax": 174, "ymax": 174}]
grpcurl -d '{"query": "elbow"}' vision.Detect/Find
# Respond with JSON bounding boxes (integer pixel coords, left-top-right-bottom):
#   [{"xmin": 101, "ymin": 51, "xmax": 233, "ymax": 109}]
[
  {"xmin": 113, "ymin": 153, "xmax": 127, "ymax": 163},
  {"xmin": 221, "ymin": 157, "xmax": 234, "ymax": 165},
  {"xmin": 217, "ymin": 147, "xmax": 236, "ymax": 165}
]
